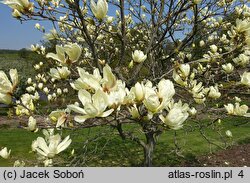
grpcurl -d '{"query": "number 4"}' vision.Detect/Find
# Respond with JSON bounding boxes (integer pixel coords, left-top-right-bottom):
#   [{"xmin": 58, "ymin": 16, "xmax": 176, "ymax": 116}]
[{"xmin": 238, "ymin": 170, "xmax": 244, "ymax": 178}]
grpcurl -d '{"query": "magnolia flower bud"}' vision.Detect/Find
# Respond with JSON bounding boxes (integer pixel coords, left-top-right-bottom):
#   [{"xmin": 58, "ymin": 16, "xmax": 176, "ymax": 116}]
[
  {"xmin": 210, "ymin": 44, "xmax": 218, "ymax": 53},
  {"xmin": 57, "ymin": 88, "xmax": 62, "ymax": 95},
  {"xmin": 43, "ymin": 87, "xmax": 49, "ymax": 94},
  {"xmin": 128, "ymin": 60, "xmax": 134, "ymax": 68},
  {"xmin": 34, "ymin": 64, "xmax": 40, "ymax": 70},
  {"xmin": 13, "ymin": 160, "xmax": 25, "ymax": 167},
  {"xmin": 35, "ymin": 23, "xmax": 41, "ymax": 30},
  {"xmin": 27, "ymin": 78, "xmax": 32, "ymax": 84},
  {"xmin": 188, "ymin": 107, "xmax": 197, "ymax": 116},
  {"xmin": 199, "ymin": 40, "xmax": 205, "ymax": 47},
  {"xmin": 48, "ymin": 94, "xmax": 53, "ymax": 101},
  {"xmin": 134, "ymin": 82, "xmax": 145, "ymax": 101},
  {"xmin": 225, "ymin": 130, "xmax": 232, "ymax": 138},
  {"xmin": 38, "ymin": 83, "xmax": 43, "ymax": 89},
  {"xmin": 63, "ymin": 88, "xmax": 69, "ymax": 93}
]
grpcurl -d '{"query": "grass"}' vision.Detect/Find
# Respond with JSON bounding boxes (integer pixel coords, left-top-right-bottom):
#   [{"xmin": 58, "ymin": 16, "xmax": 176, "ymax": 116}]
[{"xmin": 0, "ymin": 116, "xmax": 249, "ymax": 167}]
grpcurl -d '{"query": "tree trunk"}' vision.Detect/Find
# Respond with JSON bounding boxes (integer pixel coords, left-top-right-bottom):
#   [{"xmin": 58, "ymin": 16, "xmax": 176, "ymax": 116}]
[{"xmin": 143, "ymin": 133, "xmax": 156, "ymax": 167}]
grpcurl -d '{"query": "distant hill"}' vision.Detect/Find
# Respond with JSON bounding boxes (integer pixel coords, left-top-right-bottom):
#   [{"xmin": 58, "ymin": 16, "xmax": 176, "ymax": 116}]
[{"xmin": 0, "ymin": 49, "xmax": 32, "ymax": 54}]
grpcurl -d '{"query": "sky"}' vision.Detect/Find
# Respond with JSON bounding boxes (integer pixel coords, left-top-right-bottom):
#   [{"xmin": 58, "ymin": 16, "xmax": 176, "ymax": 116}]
[
  {"xmin": 0, "ymin": 3, "xmax": 50, "ymax": 50},
  {"xmin": 0, "ymin": 2, "xmax": 117, "ymax": 50}
]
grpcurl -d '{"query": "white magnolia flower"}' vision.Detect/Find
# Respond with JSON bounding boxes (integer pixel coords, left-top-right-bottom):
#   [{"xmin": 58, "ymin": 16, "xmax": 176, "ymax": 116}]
[
  {"xmin": 241, "ymin": 71, "xmax": 250, "ymax": 87},
  {"xmin": 90, "ymin": 0, "xmax": 108, "ymax": 20},
  {"xmin": 132, "ymin": 50, "xmax": 147, "ymax": 63},
  {"xmin": 34, "ymin": 134, "xmax": 72, "ymax": 158},
  {"xmin": 159, "ymin": 103, "xmax": 189, "ymax": 130},
  {"xmin": 0, "ymin": 69, "xmax": 18, "ymax": 104},
  {"xmin": 222, "ymin": 63, "xmax": 234, "ymax": 74},
  {"xmin": 68, "ymin": 89, "xmax": 114, "ymax": 122},
  {"xmin": 0, "ymin": 147, "xmax": 11, "ymax": 159}
]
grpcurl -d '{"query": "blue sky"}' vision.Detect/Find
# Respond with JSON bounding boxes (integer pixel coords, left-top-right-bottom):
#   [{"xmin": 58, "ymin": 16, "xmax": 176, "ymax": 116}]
[
  {"xmin": 0, "ymin": 3, "xmax": 49, "ymax": 50},
  {"xmin": 0, "ymin": 2, "xmax": 117, "ymax": 50}
]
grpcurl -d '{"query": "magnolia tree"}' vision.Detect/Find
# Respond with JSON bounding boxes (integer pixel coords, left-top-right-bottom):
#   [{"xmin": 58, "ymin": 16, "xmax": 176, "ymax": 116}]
[{"xmin": 0, "ymin": 0, "xmax": 250, "ymax": 167}]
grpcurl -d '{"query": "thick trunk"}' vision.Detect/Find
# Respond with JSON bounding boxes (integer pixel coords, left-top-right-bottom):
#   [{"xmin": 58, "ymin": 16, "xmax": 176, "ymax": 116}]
[{"xmin": 143, "ymin": 133, "xmax": 156, "ymax": 167}]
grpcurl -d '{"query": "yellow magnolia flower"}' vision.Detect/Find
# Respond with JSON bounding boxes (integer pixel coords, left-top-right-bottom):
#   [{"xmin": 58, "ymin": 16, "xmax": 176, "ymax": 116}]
[
  {"xmin": 15, "ymin": 94, "xmax": 35, "ymax": 115},
  {"xmin": 49, "ymin": 67, "xmax": 71, "ymax": 80},
  {"xmin": 131, "ymin": 82, "xmax": 145, "ymax": 101},
  {"xmin": 2, "ymin": 0, "xmax": 33, "ymax": 13},
  {"xmin": 241, "ymin": 71, "xmax": 250, "ymax": 87},
  {"xmin": 0, "ymin": 69, "xmax": 18, "ymax": 104},
  {"xmin": 224, "ymin": 103, "xmax": 249, "ymax": 116},
  {"xmin": 0, "ymin": 147, "xmax": 11, "ymax": 159},
  {"xmin": 222, "ymin": 63, "xmax": 234, "ymax": 74},
  {"xmin": 208, "ymin": 86, "xmax": 221, "ymax": 99},
  {"xmin": 132, "ymin": 50, "xmax": 147, "ymax": 63},
  {"xmin": 68, "ymin": 89, "xmax": 114, "ymax": 122},
  {"xmin": 71, "ymin": 67, "xmax": 102, "ymax": 91},
  {"xmin": 159, "ymin": 102, "xmax": 189, "ymax": 130},
  {"xmin": 143, "ymin": 79, "xmax": 175, "ymax": 113},
  {"xmin": 172, "ymin": 64, "xmax": 190, "ymax": 86},
  {"xmin": 49, "ymin": 110, "xmax": 67, "ymax": 128},
  {"xmin": 102, "ymin": 64, "xmax": 117, "ymax": 92},
  {"xmin": 33, "ymin": 134, "xmax": 72, "ymax": 158},
  {"xmin": 25, "ymin": 116, "xmax": 38, "ymax": 132},
  {"xmin": 46, "ymin": 43, "xmax": 82, "ymax": 65},
  {"xmin": 90, "ymin": 0, "xmax": 108, "ymax": 20}
]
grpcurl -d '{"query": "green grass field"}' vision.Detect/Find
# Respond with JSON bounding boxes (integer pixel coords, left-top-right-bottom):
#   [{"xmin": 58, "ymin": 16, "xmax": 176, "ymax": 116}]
[{"xmin": 0, "ymin": 116, "xmax": 249, "ymax": 167}]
